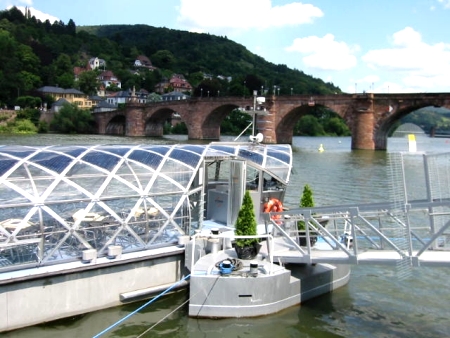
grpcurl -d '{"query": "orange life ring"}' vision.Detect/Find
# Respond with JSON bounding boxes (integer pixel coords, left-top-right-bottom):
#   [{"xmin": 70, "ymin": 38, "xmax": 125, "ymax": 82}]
[{"xmin": 264, "ymin": 198, "xmax": 283, "ymax": 221}]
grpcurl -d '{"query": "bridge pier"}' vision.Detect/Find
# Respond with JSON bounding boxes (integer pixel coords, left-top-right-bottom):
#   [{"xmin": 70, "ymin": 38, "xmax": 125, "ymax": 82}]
[
  {"xmin": 256, "ymin": 106, "xmax": 277, "ymax": 144},
  {"xmin": 126, "ymin": 105, "xmax": 146, "ymax": 136},
  {"xmin": 351, "ymin": 94, "xmax": 375, "ymax": 150},
  {"xmin": 351, "ymin": 109, "xmax": 375, "ymax": 150}
]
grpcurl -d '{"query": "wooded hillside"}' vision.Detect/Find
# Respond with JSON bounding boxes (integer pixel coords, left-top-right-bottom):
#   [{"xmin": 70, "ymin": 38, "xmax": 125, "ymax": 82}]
[{"xmin": 0, "ymin": 6, "xmax": 340, "ymax": 108}]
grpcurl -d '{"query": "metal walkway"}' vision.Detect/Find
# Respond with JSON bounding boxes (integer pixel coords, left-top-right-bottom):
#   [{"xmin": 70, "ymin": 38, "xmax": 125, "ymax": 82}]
[
  {"xmin": 262, "ymin": 201, "xmax": 450, "ymax": 267},
  {"xmin": 262, "ymin": 152, "xmax": 450, "ymax": 269}
]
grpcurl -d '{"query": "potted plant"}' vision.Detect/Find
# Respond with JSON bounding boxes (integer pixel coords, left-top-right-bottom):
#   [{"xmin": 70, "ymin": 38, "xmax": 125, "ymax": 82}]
[
  {"xmin": 234, "ymin": 190, "xmax": 261, "ymax": 260},
  {"xmin": 297, "ymin": 184, "xmax": 318, "ymax": 246}
]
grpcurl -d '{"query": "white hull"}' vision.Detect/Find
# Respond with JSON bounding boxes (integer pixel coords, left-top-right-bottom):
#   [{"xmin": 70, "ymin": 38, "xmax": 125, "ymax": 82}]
[{"xmin": 188, "ymin": 247, "xmax": 350, "ymax": 318}]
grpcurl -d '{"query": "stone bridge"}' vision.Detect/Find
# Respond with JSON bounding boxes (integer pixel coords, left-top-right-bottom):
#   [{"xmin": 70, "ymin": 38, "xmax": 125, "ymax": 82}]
[{"xmin": 93, "ymin": 93, "xmax": 450, "ymax": 150}]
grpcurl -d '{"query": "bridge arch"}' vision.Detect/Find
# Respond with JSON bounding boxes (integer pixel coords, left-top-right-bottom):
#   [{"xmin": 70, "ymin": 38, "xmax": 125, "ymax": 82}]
[
  {"xmin": 274, "ymin": 103, "xmax": 350, "ymax": 144},
  {"xmin": 275, "ymin": 105, "xmax": 314, "ymax": 143},
  {"xmin": 375, "ymin": 105, "xmax": 421, "ymax": 149},
  {"xmin": 143, "ymin": 107, "xmax": 177, "ymax": 137},
  {"xmin": 105, "ymin": 114, "xmax": 126, "ymax": 135},
  {"xmin": 190, "ymin": 103, "xmax": 240, "ymax": 140}
]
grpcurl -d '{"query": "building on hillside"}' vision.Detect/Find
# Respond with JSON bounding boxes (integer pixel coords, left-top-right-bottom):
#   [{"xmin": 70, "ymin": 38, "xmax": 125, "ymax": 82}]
[
  {"xmin": 51, "ymin": 98, "xmax": 70, "ymax": 113},
  {"xmin": 73, "ymin": 66, "xmax": 86, "ymax": 81},
  {"xmin": 161, "ymin": 91, "xmax": 190, "ymax": 101},
  {"xmin": 105, "ymin": 88, "xmax": 148, "ymax": 106},
  {"xmin": 93, "ymin": 100, "xmax": 117, "ymax": 113},
  {"xmin": 217, "ymin": 75, "xmax": 232, "ymax": 82},
  {"xmin": 134, "ymin": 55, "xmax": 157, "ymax": 70},
  {"xmin": 154, "ymin": 74, "xmax": 192, "ymax": 94},
  {"xmin": 98, "ymin": 71, "xmax": 122, "ymax": 89},
  {"xmin": 73, "ymin": 57, "xmax": 106, "ymax": 81},
  {"xmin": 88, "ymin": 57, "xmax": 106, "ymax": 70},
  {"xmin": 97, "ymin": 84, "xmax": 106, "ymax": 97},
  {"xmin": 37, "ymin": 86, "xmax": 94, "ymax": 110}
]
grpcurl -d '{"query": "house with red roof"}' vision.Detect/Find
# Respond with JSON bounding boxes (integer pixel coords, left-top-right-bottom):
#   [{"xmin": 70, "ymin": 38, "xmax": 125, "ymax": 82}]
[
  {"xmin": 154, "ymin": 74, "xmax": 192, "ymax": 94},
  {"xmin": 98, "ymin": 70, "xmax": 121, "ymax": 89}
]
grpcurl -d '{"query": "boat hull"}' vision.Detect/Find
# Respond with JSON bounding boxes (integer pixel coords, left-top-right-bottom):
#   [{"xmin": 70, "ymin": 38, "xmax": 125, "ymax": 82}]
[{"xmin": 188, "ymin": 249, "xmax": 350, "ymax": 318}]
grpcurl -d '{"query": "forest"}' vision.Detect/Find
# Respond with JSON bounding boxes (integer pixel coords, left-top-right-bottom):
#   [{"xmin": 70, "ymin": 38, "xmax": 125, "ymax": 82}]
[{"xmin": 0, "ymin": 6, "xmax": 448, "ymax": 136}]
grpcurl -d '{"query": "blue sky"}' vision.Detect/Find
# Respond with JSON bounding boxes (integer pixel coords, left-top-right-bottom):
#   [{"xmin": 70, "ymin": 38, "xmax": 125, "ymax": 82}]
[{"xmin": 2, "ymin": 0, "xmax": 450, "ymax": 94}]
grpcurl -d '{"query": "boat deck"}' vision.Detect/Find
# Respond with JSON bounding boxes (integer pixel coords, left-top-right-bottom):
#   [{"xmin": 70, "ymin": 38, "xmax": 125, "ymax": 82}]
[{"xmin": 191, "ymin": 247, "xmax": 285, "ymax": 277}]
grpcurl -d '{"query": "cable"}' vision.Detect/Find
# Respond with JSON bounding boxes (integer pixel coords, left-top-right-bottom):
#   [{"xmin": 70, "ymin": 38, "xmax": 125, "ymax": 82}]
[
  {"xmin": 92, "ymin": 274, "xmax": 191, "ymax": 338},
  {"xmin": 135, "ymin": 297, "xmax": 190, "ymax": 338}
]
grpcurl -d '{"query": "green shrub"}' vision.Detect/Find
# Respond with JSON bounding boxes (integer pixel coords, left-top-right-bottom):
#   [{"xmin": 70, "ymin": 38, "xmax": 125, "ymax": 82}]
[
  {"xmin": 298, "ymin": 184, "xmax": 314, "ymax": 230},
  {"xmin": 234, "ymin": 190, "xmax": 258, "ymax": 248}
]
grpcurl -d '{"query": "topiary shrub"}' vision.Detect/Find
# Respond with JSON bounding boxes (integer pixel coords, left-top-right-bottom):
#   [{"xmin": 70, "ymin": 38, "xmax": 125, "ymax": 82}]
[
  {"xmin": 298, "ymin": 184, "xmax": 318, "ymax": 246},
  {"xmin": 234, "ymin": 190, "xmax": 258, "ymax": 248},
  {"xmin": 298, "ymin": 184, "xmax": 314, "ymax": 230}
]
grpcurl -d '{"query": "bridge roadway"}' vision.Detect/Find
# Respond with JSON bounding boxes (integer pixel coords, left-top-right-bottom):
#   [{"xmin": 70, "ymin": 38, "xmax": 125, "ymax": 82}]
[
  {"xmin": 94, "ymin": 92, "xmax": 450, "ymax": 149},
  {"xmin": 260, "ymin": 199, "xmax": 450, "ymax": 268}
]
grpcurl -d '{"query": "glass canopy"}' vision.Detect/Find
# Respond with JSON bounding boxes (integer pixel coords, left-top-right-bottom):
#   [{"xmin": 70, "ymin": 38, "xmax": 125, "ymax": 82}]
[{"xmin": 0, "ymin": 142, "xmax": 292, "ymax": 271}]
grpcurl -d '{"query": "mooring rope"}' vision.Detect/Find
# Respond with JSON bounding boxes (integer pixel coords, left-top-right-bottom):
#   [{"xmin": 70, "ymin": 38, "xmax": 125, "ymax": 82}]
[
  {"xmin": 92, "ymin": 274, "xmax": 191, "ymax": 338},
  {"xmin": 135, "ymin": 296, "xmax": 191, "ymax": 337},
  {"xmin": 136, "ymin": 273, "xmax": 220, "ymax": 337}
]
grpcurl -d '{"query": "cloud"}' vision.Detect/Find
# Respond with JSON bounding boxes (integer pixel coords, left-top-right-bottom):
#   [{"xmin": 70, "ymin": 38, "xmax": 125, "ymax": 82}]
[
  {"xmin": 176, "ymin": 0, "xmax": 323, "ymax": 34},
  {"xmin": 438, "ymin": 0, "xmax": 450, "ymax": 9},
  {"xmin": 9, "ymin": 5, "xmax": 60, "ymax": 23},
  {"xmin": 285, "ymin": 34, "xmax": 359, "ymax": 71},
  {"xmin": 362, "ymin": 27, "xmax": 450, "ymax": 91}
]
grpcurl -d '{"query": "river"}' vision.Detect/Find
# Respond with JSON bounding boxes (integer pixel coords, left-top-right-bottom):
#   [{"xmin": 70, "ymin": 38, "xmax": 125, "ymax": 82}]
[{"xmin": 2, "ymin": 134, "xmax": 449, "ymax": 338}]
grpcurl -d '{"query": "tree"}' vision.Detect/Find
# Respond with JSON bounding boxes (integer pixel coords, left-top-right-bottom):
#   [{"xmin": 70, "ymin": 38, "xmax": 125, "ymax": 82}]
[
  {"xmin": 151, "ymin": 50, "xmax": 175, "ymax": 69},
  {"xmin": 56, "ymin": 72, "xmax": 74, "ymax": 89},
  {"xmin": 15, "ymin": 96, "xmax": 42, "ymax": 109},
  {"xmin": 221, "ymin": 109, "xmax": 251, "ymax": 135},
  {"xmin": 244, "ymin": 74, "xmax": 264, "ymax": 94},
  {"xmin": 11, "ymin": 119, "xmax": 37, "ymax": 133},
  {"xmin": 295, "ymin": 115, "xmax": 325, "ymax": 136},
  {"xmin": 18, "ymin": 71, "xmax": 41, "ymax": 92},
  {"xmin": 300, "ymin": 184, "xmax": 314, "ymax": 208},
  {"xmin": 194, "ymin": 78, "xmax": 223, "ymax": 97},
  {"xmin": 50, "ymin": 103, "xmax": 95, "ymax": 134},
  {"xmin": 324, "ymin": 117, "xmax": 351, "ymax": 136},
  {"xmin": 16, "ymin": 107, "xmax": 41, "ymax": 126},
  {"xmin": 77, "ymin": 70, "xmax": 99, "ymax": 95},
  {"xmin": 298, "ymin": 184, "xmax": 314, "ymax": 231},
  {"xmin": 234, "ymin": 190, "xmax": 258, "ymax": 248},
  {"xmin": 171, "ymin": 122, "xmax": 188, "ymax": 134},
  {"xmin": 53, "ymin": 53, "xmax": 73, "ymax": 75}
]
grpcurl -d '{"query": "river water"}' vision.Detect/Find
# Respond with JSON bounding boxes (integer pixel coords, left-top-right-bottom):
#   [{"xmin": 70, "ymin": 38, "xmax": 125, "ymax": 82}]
[{"xmin": 2, "ymin": 134, "xmax": 449, "ymax": 338}]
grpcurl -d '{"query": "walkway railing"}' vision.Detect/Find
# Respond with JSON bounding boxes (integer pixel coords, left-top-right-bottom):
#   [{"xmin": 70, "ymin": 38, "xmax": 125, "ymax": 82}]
[{"xmin": 263, "ymin": 199, "xmax": 450, "ymax": 267}]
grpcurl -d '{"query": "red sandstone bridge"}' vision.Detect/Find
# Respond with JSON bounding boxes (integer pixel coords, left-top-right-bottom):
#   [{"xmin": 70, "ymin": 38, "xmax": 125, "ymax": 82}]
[{"xmin": 93, "ymin": 93, "xmax": 450, "ymax": 150}]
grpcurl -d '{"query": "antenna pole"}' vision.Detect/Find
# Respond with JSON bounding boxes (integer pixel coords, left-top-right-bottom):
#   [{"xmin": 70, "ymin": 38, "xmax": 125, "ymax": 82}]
[{"xmin": 252, "ymin": 90, "xmax": 257, "ymax": 136}]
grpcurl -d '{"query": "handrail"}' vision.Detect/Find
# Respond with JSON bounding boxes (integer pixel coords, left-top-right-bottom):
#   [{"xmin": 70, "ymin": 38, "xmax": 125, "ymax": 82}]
[{"xmin": 262, "ymin": 200, "xmax": 450, "ymax": 267}]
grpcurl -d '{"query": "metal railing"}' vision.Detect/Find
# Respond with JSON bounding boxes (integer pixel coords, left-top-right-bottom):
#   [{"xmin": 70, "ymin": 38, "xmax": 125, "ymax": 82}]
[{"xmin": 262, "ymin": 199, "xmax": 450, "ymax": 267}]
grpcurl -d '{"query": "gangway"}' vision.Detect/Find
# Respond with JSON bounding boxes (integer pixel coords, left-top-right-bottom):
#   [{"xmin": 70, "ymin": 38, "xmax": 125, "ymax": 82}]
[
  {"xmin": 262, "ymin": 200, "xmax": 450, "ymax": 267},
  {"xmin": 262, "ymin": 151, "xmax": 450, "ymax": 269}
]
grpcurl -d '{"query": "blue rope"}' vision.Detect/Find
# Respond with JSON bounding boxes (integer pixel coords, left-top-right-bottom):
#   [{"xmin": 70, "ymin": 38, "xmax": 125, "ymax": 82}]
[{"xmin": 93, "ymin": 274, "xmax": 191, "ymax": 338}]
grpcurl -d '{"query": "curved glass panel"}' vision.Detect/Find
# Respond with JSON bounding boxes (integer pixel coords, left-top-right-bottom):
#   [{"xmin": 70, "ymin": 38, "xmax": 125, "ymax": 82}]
[{"xmin": 0, "ymin": 143, "xmax": 292, "ymax": 272}]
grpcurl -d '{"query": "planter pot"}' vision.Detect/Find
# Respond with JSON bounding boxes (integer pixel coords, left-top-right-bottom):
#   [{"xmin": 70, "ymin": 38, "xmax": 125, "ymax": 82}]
[
  {"xmin": 234, "ymin": 242, "xmax": 262, "ymax": 260},
  {"xmin": 298, "ymin": 231, "xmax": 318, "ymax": 247}
]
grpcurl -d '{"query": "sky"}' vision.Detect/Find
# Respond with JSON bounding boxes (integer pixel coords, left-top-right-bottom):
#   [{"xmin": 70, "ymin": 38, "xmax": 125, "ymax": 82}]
[{"xmin": 1, "ymin": 0, "xmax": 450, "ymax": 94}]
